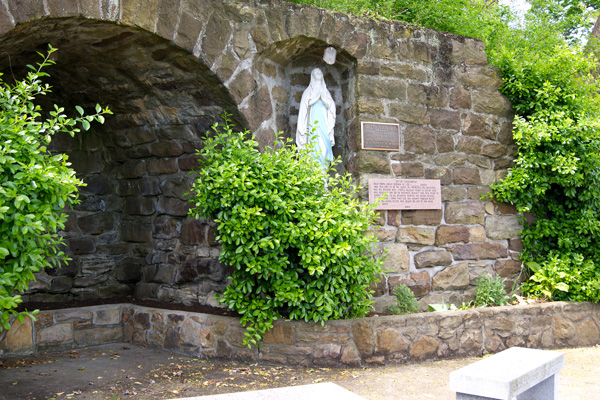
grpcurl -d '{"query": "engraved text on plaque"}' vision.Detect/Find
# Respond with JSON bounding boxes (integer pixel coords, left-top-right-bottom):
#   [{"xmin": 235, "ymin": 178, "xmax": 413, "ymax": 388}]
[
  {"xmin": 369, "ymin": 178, "xmax": 442, "ymax": 210},
  {"xmin": 361, "ymin": 122, "xmax": 400, "ymax": 151}
]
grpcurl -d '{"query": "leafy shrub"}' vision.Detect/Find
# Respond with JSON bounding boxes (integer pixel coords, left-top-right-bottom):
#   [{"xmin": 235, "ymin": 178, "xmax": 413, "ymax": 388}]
[
  {"xmin": 188, "ymin": 116, "xmax": 383, "ymax": 347},
  {"xmin": 386, "ymin": 284, "xmax": 419, "ymax": 315},
  {"xmin": 522, "ymin": 253, "xmax": 600, "ymax": 302},
  {"xmin": 474, "ymin": 274, "xmax": 509, "ymax": 307},
  {"xmin": 0, "ymin": 46, "xmax": 111, "ymax": 330}
]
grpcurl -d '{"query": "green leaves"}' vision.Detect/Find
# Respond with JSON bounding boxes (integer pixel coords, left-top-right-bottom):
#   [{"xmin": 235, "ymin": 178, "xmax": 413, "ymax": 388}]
[
  {"xmin": 188, "ymin": 114, "xmax": 383, "ymax": 347},
  {"xmin": 0, "ymin": 47, "xmax": 111, "ymax": 332}
]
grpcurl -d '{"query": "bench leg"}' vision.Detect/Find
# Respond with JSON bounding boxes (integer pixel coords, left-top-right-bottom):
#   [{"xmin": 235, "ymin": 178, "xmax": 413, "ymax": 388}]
[{"xmin": 516, "ymin": 374, "xmax": 558, "ymax": 400}]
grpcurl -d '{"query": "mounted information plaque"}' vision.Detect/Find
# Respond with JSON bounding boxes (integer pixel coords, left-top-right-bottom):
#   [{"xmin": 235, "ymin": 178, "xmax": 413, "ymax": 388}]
[
  {"xmin": 369, "ymin": 178, "xmax": 442, "ymax": 210},
  {"xmin": 361, "ymin": 121, "xmax": 400, "ymax": 151}
]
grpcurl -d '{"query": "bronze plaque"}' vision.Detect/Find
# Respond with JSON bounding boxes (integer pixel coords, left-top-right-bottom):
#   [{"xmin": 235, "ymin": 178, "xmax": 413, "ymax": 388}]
[
  {"xmin": 369, "ymin": 178, "xmax": 442, "ymax": 210},
  {"xmin": 361, "ymin": 122, "xmax": 400, "ymax": 151}
]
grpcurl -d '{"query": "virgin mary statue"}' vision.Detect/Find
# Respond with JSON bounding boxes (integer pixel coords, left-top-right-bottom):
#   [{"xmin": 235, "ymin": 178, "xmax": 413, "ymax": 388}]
[{"xmin": 296, "ymin": 68, "xmax": 336, "ymax": 170}]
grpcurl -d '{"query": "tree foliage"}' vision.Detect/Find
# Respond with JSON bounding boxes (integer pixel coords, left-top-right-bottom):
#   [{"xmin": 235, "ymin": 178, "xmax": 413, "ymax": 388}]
[
  {"xmin": 188, "ymin": 117, "xmax": 383, "ymax": 346},
  {"xmin": 0, "ymin": 47, "xmax": 111, "ymax": 330}
]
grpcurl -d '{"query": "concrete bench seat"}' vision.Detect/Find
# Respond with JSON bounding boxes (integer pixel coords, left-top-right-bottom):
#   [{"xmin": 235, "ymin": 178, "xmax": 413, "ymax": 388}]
[
  {"xmin": 450, "ymin": 347, "xmax": 564, "ymax": 400},
  {"xmin": 174, "ymin": 382, "xmax": 367, "ymax": 400}
]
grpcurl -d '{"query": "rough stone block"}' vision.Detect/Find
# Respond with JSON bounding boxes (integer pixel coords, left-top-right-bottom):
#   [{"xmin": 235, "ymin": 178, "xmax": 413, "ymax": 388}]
[
  {"xmin": 358, "ymin": 98, "xmax": 384, "ymax": 115},
  {"xmin": 352, "ymin": 321, "xmax": 373, "ymax": 356},
  {"xmin": 175, "ymin": 11, "xmax": 203, "ymax": 52},
  {"xmin": 425, "ymin": 168, "xmax": 452, "ymax": 185},
  {"xmin": 392, "ymin": 162, "xmax": 424, "ymax": 178},
  {"xmin": 472, "ymin": 90, "xmax": 513, "ymax": 117},
  {"xmin": 494, "ymin": 259, "xmax": 522, "ymax": 278},
  {"xmin": 446, "ymin": 201, "xmax": 484, "ymax": 225},
  {"xmin": 358, "ymin": 76, "xmax": 407, "ymax": 100},
  {"xmin": 456, "ymin": 136, "xmax": 484, "ymax": 155},
  {"xmin": 482, "ymin": 143, "xmax": 507, "ymax": 158},
  {"xmin": 432, "ymin": 263, "xmax": 469, "ymax": 290},
  {"xmin": 436, "ymin": 133, "xmax": 455, "ymax": 153},
  {"xmin": 124, "ymin": 196, "xmax": 155, "ymax": 216},
  {"xmin": 452, "ymin": 243, "xmax": 508, "ymax": 260},
  {"xmin": 407, "ymin": 84, "xmax": 447, "ymax": 107},
  {"xmin": 410, "ymin": 336, "xmax": 439, "ymax": 360},
  {"xmin": 485, "ymin": 215, "xmax": 522, "ymax": 240},
  {"xmin": 430, "ymin": 109, "xmax": 461, "ymax": 131},
  {"xmin": 0, "ymin": 3, "xmax": 15, "ymax": 35},
  {"xmin": 36, "ymin": 323, "xmax": 73, "ymax": 344},
  {"xmin": 404, "ymin": 126, "xmax": 436, "ymax": 154},
  {"xmin": 114, "ymin": 257, "xmax": 143, "ymax": 282},
  {"xmin": 120, "ymin": 220, "xmax": 152, "ymax": 242},
  {"xmin": 357, "ymin": 151, "xmax": 390, "ymax": 174},
  {"xmin": 74, "ymin": 326, "xmax": 123, "ymax": 345},
  {"xmin": 453, "ymin": 167, "xmax": 481, "ymax": 185},
  {"xmin": 0, "ymin": 317, "xmax": 33, "ymax": 353},
  {"xmin": 92, "ymin": 309, "xmax": 121, "ymax": 326},
  {"xmin": 180, "ymin": 219, "xmax": 206, "ymax": 245},
  {"xmin": 152, "ymin": 215, "xmax": 181, "ymax": 239},
  {"xmin": 379, "ymin": 242, "xmax": 409, "ymax": 273},
  {"xmin": 389, "ymin": 272, "xmax": 431, "ymax": 297},
  {"xmin": 156, "ymin": 0, "xmax": 180, "ymax": 38},
  {"xmin": 376, "ymin": 328, "xmax": 409, "ymax": 353},
  {"xmin": 8, "ymin": 0, "xmax": 46, "ymax": 23},
  {"xmin": 436, "ymin": 225, "xmax": 470, "ymax": 246},
  {"xmin": 263, "ymin": 323, "xmax": 295, "ymax": 345},
  {"xmin": 435, "ymin": 153, "xmax": 467, "ymax": 167},
  {"xmin": 450, "ymin": 87, "xmax": 471, "ymax": 109},
  {"xmin": 576, "ymin": 320, "xmax": 600, "ymax": 346},
  {"xmin": 401, "ymin": 210, "xmax": 443, "ymax": 226},
  {"xmin": 397, "ymin": 227, "xmax": 435, "ymax": 246},
  {"xmin": 388, "ymin": 102, "xmax": 430, "ymax": 126},
  {"xmin": 415, "ymin": 250, "xmax": 453, "ymax": 269}
]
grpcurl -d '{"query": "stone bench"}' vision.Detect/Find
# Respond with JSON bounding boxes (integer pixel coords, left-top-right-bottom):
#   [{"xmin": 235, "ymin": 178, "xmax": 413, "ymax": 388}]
[
  {"xmin": 174, "ymin": 382, "xmax": 367, "ymax": 400},
  {"xmin": 449, "ymin": 347, "xmax": 564, "ymax": 400}
]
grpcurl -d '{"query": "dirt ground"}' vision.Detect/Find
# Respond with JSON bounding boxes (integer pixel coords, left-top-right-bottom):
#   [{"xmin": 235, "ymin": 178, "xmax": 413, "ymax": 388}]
[{"xmin": 1, "ymin": 343, "xmax": 599, "ymax": 400}]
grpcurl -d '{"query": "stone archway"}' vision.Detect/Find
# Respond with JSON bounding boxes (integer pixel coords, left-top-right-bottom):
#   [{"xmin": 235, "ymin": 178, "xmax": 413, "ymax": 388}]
[{"xmin": 0, "ymin": 18, "xmax": 242, "ymax": 305}]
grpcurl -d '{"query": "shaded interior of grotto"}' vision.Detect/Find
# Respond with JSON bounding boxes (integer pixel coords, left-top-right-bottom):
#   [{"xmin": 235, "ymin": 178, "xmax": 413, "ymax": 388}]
[{"xmin": 0, "ymin": 18, "xmax": 246, "ymax": 306}]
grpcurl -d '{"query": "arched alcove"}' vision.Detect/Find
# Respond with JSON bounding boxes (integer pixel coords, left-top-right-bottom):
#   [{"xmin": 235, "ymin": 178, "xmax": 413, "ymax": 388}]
[
  {"xmin": 0, "ymin": 19, "xmax": 243, "ymax": 306},
  {"xmin": 254, "ymin": 37, "xmax": 357, "ymax": 174}
]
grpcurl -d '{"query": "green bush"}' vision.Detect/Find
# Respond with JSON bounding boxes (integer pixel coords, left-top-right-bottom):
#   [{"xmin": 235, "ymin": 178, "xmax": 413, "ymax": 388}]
[
  {"xmin": 386, "ymin": 284, "xmax": 420, "ymax": 315},
  {"xmin": 474, "ymin": 274, "xmax": 509, "ymax": 307},
  {"xmin": 188, "ymin": 116, "xmax": 383, "ymax": 347},
  {"xmin": 0, "ymin": 47, "xmax": 111, "ymax": 331},
  {"xmin": 523, "ymin": 253, "xmax": 600, "ymax": 302}
]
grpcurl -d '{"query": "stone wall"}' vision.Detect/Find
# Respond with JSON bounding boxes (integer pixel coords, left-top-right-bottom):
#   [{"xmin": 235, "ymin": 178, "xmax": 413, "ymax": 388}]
[
  {"xmin": 0, "ymin": 0, "xmax": 520, "ymax": 308},
  {"xmin": 2, "ymin": 302, "xmax": 599, "ymax": 367}
]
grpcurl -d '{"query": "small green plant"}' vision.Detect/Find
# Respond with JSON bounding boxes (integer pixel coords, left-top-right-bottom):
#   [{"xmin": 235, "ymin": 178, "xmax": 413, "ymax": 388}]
[
  {"xmin": 0, "ymin": 45, "xmax": 111, "ymax": 331},
  {"xmin": 474, "ymin": 274, "xmax": 509, "ymax": 307},
  {"xmin": 428, "ymin": 301, "xmax": 474, "ymax": 312},
  {"xmin": 386, "ymin": 284, "xmax": 420, "ymax": 315},
  {"xmin": 428, "ymin": 302, "xmax": 455, "ymax": 312},
  {"xmin": 188, "ymin": 115, "xmax": 383, "ymax": 347},
  {"xmin": 522, "ymin": 253, "xmax": 600, "ymax": 302}
]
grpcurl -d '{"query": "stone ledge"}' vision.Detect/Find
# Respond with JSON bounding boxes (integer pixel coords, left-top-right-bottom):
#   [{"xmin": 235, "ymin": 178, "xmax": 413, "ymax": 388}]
[{"xmin": 1, "ymin": 302, "xmax": 599, "ymax": 367}]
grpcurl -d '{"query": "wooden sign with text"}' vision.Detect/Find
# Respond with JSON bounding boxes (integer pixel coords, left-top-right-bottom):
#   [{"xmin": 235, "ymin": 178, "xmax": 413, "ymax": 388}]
[
  {"xmin": 361, "ymin": 122, "xmax": 400, "ymax": 151},
  {"xmin": 369, "ymin": 178, "xmax": 442, "ymax": 210}
]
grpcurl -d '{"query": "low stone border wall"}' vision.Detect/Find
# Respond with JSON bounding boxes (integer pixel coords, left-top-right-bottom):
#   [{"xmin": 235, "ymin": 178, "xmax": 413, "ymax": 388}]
[{"xmin": 2, "ymin": 302, "xmax": 599, "ymax": 367}]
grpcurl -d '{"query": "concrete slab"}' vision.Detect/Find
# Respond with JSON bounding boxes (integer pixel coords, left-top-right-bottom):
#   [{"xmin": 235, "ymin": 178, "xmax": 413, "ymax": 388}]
[
  {"xmin": 175, "ymin": 382, "xmax": 367, "ymax": 400},
  {"xmin": 450, "ymin": 347, "xmax": 564, "ymax": 399}
]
